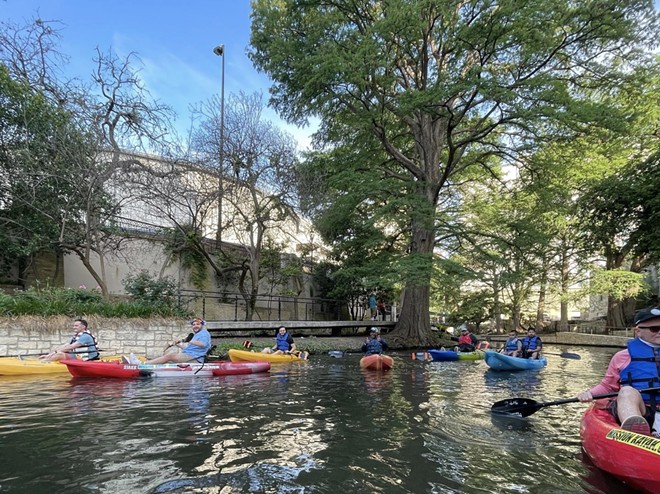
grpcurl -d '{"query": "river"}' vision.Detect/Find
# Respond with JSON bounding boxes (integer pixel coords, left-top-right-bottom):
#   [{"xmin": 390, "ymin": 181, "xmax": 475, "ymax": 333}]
[{"xmin": 0, "ymin": 345, "xmax": 637, "ymax": 493}]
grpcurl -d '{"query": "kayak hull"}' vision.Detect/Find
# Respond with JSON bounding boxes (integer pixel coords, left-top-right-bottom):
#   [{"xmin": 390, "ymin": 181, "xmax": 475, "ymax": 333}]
[
  {"xmin": 581, "ymin": 405, "xmax": 660, "ymax": 494},
  {"xmin": 427, "ymin": 349, "xmax": 483, "ymax": 362},
  {"xmin": 359, "ymin": 354, "xmax": 394, "ymax": 371},
  {"xmin": 483, "ymin": 350, "xmax": 547, "ymax": 371},
  {"xmin": 62, "ymin": 360, "xmax": 270, "ymax": 378},
  {"xmin": 228, "ymin": 348, "xmax": 306, "ymax": 363},
  {"xmin": 0, "ymin": 355, "xmax": 131, "ymax": 376}
]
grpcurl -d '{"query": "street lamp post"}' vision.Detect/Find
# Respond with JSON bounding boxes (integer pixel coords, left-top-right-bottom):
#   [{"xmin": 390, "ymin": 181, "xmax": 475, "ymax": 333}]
[{"xmin": 213, "ymin": 44, "xmax": 225, "ymax": 249}]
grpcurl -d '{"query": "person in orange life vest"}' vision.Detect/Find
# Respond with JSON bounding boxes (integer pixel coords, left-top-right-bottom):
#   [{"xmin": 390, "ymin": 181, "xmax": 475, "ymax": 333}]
[
  {"xmin": 39, "ymin": 318, "xmax": 99, "ymax": 361},
  {"xmin": 577, "ymin": 307, "xmax": 660, "ymax": 436},
  {"xmin": 521, "ymin": 327, "xmax": 542, "ymax": 359},
  {"xmin": 452, "ymin": 326, "xmax": 478, "ymax": 352}
]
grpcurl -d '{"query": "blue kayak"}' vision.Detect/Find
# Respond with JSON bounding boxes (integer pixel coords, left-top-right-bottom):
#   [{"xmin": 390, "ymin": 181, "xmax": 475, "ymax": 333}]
[{"xmin": 483, "ymin": 350, "xmax": 547, "ymax": 371}]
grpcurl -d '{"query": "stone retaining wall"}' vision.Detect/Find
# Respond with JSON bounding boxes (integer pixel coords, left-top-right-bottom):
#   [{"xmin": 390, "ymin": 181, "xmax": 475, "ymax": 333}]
[{"xmin": 0, "ymin": 316, "xmax": 190, "ymax": 358}]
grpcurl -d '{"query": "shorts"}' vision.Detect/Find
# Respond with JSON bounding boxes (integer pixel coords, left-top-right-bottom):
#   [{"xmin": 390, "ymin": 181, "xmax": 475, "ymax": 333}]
[{"xmin": 607, "ymin": 399, "xmax": 657, "ymax": 425}]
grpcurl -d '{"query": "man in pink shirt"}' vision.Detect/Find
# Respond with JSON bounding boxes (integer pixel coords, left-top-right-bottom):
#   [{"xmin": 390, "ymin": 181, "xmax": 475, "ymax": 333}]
[{"xmin": 577, "ymin": 307, "xmax": 660, "ymax": 435}]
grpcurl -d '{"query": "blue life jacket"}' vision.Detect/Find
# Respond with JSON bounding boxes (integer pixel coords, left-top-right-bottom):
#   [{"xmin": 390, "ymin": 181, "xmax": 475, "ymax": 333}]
[
  {"xmin": 522, "ymin": 336, "xmax": 541, "ymax": 351},
  {"xmin": 620, "ymin": 338, "xmax": 660, "ymax": 403},
  {"xmin": 364, "ymin": 339, "xmax": 384, "ymax": 355},
  {"xmin": 276, "ymin": 332, "xmax": 292, "ymax": 351},
  {"xmin": 504, "ymin": 338, "xmax": 520, "ymax": 352}
]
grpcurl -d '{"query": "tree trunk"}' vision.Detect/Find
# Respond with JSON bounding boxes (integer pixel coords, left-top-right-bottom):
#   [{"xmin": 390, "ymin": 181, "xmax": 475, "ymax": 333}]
[
  {"xmin": 536, "ymin": 256, "xmax": 548, "ymax": 329},
  {"xmin": 493, "ymin": 276, "xmax": 502, "ymax": 332},
  {"xmin": 390, "ymin": 222, "xmax": 434, "ymax": 346},
  {"xmin": 559, "ymin": 246, "xmax": 569, "ymax": 332}
]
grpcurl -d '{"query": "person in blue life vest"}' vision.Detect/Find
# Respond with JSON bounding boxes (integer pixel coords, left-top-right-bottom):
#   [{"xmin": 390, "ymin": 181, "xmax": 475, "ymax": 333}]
[
  {"xmin": 262, "ymin": 326, "xmax": 297, "ymax": 355},
  {"xmin": 144, "ymin": 317, "xmax": 211, "ymax": 364},
  {"xmin": 362, "ymin": 327, "xmax": 389, "ymax": 355},
  {"xmin": 577, "ymin": 307, "xmax": 660, "ymax": 435},
  {"xmin": 521, "ymin": 327, "xmax": 543, "ymax": 359},
  {"xmin": 500, "ymin": 330, "xmax": 522, "ymax": 357},
  {"xmin": 39, "ymin": 318, "xmax": 100, "ymax": 361}
]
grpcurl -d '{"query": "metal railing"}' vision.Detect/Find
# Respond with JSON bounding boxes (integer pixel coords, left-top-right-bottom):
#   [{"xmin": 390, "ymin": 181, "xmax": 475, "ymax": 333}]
[
  {"xmin": 177, "ymin": 289, "xmax": 346, "ymax": 321},
  {"xmin": 177, "ymin": 289, "xmax": 397, "ymax": 323}
]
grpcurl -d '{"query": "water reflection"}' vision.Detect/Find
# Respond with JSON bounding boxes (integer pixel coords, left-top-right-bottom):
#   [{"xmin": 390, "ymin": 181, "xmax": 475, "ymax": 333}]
[{"xmin": 0, "ymin": 346, "xmax": 632, "ymax": 493}]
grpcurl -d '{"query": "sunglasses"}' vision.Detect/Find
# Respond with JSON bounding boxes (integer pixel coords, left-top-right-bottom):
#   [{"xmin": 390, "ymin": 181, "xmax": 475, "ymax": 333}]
[{"xmin": 639, "ymin": 326, "xmax": 660, "ymax": 333}]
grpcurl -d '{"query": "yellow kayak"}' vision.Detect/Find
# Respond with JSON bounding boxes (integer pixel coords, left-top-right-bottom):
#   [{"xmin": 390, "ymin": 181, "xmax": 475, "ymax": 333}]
[
  {"xmin": 228, "ymin": 348, "xmax": 307, "ymax": 363},
  {"xmin": 0, "ymin": 355, "xmax": 137, "ymax": 376}
]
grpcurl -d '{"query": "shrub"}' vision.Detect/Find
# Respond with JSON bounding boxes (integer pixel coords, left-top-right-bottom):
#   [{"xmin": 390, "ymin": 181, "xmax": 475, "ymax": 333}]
[
  {"xmin": 0, "ymin": 285, "xmax": 190, "ymax": 318},
  {"xmin": 123, "ymin": 271, "xmax": 178, "ymax": 305}
]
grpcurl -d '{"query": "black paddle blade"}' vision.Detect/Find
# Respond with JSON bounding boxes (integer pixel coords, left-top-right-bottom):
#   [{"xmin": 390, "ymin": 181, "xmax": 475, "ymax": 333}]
[
  {"xmin": 560, "ymin": 352, "xmax": 581, "ymax": 360},
  {"xmin": 491, "ymin": 398, "xmax": 541, "ymax": 418}
]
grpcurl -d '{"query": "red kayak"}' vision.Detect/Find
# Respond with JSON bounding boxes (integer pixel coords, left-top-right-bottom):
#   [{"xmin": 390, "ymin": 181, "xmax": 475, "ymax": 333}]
[
  {"xmin": 359, "ymin": 354, "xmax": 394, "ymax": 371},
  {"xmin": 62, "ymin": 360, "xmax": 270, "ymax": 378},
  {"xmin": 580, "ymin": 405, "xmax": 660, "ymax": 494}
]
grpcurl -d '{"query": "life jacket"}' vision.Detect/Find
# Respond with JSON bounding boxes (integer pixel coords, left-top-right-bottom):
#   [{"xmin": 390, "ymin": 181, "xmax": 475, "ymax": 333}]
[
  {"xmin": 364, "ymin": 338, "xmax": 384, "ymax": 355},
  {"xmin": 504, "ymin": 338, "xmax": 520, "ymax": 352},
  {"xmin": 522, "ymin": 336, "xmax": 541, "ymax": 351},
  {"xmin": 276, "ymin": 332, "xmax": 292, "ymax": 351},
  {"xmin": 620, "ymin": 338, "xmax": 660, "ymax": 404},
  {"xmin": 458, "ymin": 334, "xmax": 474, "ymax": 346},
  {"xmin": 69, "ymin": 329, "xmax": 99, "ymax": 360}
]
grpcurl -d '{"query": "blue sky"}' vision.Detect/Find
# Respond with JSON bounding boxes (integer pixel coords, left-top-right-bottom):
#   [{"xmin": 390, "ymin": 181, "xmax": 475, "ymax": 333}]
[{"xmin": 2, "ymin": 0, "xmax": 316, "ymax": 148}]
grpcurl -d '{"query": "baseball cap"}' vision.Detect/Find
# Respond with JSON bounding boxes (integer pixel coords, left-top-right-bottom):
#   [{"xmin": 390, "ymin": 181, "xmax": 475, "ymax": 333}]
[{"xmin": 634, "ymin": 308, "xmax": 660, "ymax": 325}]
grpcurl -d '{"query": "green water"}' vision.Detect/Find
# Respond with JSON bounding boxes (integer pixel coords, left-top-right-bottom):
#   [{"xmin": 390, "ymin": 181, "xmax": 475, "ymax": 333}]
[{"xmin": 0, "ymin": 346, "xmax": 635, "ymax": 493}]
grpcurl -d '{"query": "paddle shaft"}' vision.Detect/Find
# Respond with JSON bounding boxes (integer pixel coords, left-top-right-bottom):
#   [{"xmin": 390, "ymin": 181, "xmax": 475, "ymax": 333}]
[
  {"xmin": 5, "ymin": 349, "xmax": 114, "ymax": 358},
  {"xmin": 537, "ymin": 386, "xmax": 660, "ymax": 410},
  {"xmin": 494, "ymin": 386, "xmax": 660, "ymax": 417}
]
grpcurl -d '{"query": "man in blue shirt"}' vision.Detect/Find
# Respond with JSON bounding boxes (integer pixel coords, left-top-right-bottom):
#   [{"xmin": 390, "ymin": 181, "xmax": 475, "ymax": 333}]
[{"xmin": 144, "ymin": 318, "xmax": 212, "ymax": 364}]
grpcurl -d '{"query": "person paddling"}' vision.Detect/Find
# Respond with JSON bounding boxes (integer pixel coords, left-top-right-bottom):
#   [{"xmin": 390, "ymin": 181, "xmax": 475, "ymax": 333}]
[
  {"xmin": 577, "ymin": 307, "xmax": 660, "ymax": 436},
  {"xmin": 39, "ymin": 319, "xmax": 99, "ymax": 361},
  {"xmin": 144, "ymin": 318, "xmax": 211, "ymax": 364}
]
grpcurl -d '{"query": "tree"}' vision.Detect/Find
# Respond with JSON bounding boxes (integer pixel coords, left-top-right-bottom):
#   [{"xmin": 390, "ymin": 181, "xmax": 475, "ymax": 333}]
[
  {"xmin": 250, "ymin": 0, "xmax": 659, "ymax": 345},
  {"xmin": 0, "ymin": 18, "xmax": 175, "ymax": 296}
]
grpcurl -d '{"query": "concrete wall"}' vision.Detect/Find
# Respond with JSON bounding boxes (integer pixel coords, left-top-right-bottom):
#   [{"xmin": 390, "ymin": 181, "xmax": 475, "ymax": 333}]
[{"xmin": 0, "ymin": 316, "xmax": 194, "ymax": 358}]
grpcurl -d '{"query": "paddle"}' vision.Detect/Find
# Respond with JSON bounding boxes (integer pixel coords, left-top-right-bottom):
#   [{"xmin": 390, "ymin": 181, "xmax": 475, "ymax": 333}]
[
  {"xmin": 5, "ymin": 349, "xmax": 116, "ymax": 358},
  {"xmin": 491, "ymin": 386, "xmax": 660, "ymax": 418},
  {"xmin": 164, "ymin": 332, "xmax": 194, "ymax": 351},
  {"xmin": 545, "ymin": 352, "xmax": 581, "ymax": 360}
]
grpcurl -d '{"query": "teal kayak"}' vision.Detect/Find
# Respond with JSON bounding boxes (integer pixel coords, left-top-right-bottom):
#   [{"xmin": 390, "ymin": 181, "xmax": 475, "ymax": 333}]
[{"xmin": 483, "ymin": 350, "xmax": 547, "ymax": 371}]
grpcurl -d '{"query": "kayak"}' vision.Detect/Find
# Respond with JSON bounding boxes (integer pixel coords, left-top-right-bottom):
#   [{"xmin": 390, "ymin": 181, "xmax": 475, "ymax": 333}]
[
  {"xmin": 580, "ymin": 405, "xmax": 660, "ymax": 494},
  {"xmin": 427, "ymin": 349, "xmax": 484, "ymax": 362},
  {"xmin": 0, "ymin": 354, "xmax": 135, "ymax": 376},
  {"xmin": 359, "ymin": 354, "xmax": 394, "ymax": 371},
  {"xmin": 483, "ymin": 350, "xmax": 547, "ymax": 371},
  {"xmin": 228, "ymin": 348, "xmax": 308, "ymax": 363},
  {"xmin": 62, "ymin": 360, "xmax": 270, "ymax": 378}
]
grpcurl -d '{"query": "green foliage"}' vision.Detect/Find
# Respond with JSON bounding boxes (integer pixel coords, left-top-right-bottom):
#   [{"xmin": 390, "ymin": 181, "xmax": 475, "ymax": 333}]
[
  {"xmin": 122, "ymin": 271, "xmax": 178, "ymax": 306},
  {"xmin": 583, "ymin": 269, "xmax": 649, "ymax": 301},
  {"xmin": 163, "ymin": 227, "xmax": 208, "ymax": 289},
  {"xmin": 0, "ymin": 286, "xmax": 190, "ymax": 317}
]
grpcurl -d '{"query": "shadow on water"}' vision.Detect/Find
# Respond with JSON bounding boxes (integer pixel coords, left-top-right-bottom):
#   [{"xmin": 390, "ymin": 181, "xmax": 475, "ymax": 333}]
[{"xmin": 0, "ymin": 346, "xmax": 638, "ymax": 493}]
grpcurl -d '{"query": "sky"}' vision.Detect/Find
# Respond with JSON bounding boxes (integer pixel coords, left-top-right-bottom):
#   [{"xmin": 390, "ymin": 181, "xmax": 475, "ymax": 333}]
[{"xmin": 2, "ymin": 0, "xmax": 316, "ymax": 149}]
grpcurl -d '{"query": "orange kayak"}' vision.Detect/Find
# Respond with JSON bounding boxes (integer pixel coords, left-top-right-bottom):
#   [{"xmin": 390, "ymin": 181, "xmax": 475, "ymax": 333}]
[{"xmin": 359, "ymin": 354, "xmax": 394, "ymax": 371}]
